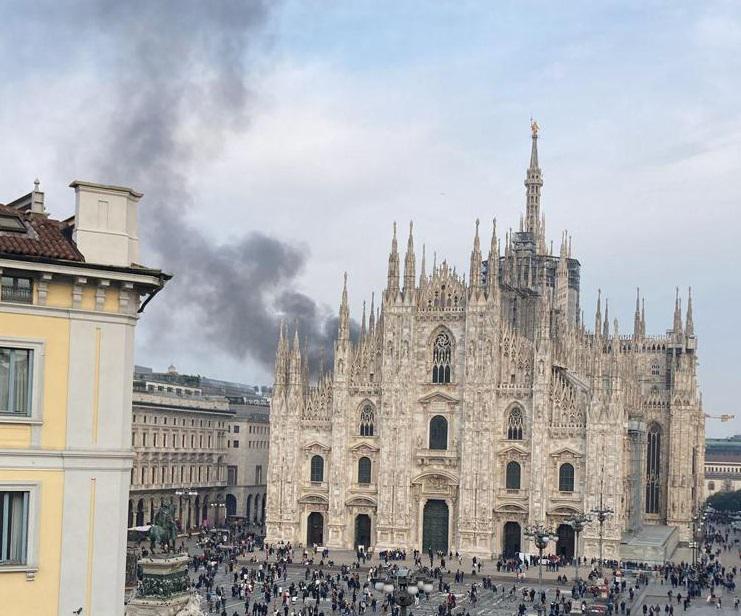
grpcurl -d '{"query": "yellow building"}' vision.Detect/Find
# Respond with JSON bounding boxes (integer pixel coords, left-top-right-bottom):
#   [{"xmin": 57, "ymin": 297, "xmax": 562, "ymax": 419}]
[{"xmin": 0, "ymin": 180, "xmax": 168, "ymax": 615}]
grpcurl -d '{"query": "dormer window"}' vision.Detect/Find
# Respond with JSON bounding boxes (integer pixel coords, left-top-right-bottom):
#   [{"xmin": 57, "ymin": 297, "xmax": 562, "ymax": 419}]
[{"xmin": 0, "ymin": 214, "xmax": 26, "ymax": 233}]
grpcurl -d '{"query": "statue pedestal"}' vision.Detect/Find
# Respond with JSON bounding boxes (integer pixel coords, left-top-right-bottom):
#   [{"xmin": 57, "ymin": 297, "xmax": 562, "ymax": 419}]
[{"xmin": 126, "ymin": 554, "xmax": 203, "ymax": 616}]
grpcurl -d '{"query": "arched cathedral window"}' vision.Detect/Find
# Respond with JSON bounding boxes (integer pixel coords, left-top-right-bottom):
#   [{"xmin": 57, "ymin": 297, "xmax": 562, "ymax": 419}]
[
  {"xmin": 506, "ymin": 407, "xmax": 524, "ymax": 440},
  {"xmin": 358, "ymin": 457, "xmax": 372, "ymax": 484},
  {"xmin": 506, "ymin": 461, "xmax": 521, "ymax": 489},
  {"xmin": 645, "ymin": 423, "xmax": 661, "ymax": 514},
  {"xmin": 310, "ymin": 455, "xmax": 324, "ymax": 483},
  {"xmin": 559, "ymin": 463, "xmax": 575, "ymax": 492},
  {"xmin": 429, "ymin": 415, "xmax": 448, "ymax": 450},
  {"xmin": 359, "ymin": 404, "xmax": 375, "ymax": 437},
  {"xmin": 431, "ymin": 331, "xmax": 452, "ymax": 384}
]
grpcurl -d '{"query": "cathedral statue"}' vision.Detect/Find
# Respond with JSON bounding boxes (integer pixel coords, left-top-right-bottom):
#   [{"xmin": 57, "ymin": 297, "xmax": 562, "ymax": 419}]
[{"xmin": 265, "ymin": 126, "xmax": 704, "ymax": 563}]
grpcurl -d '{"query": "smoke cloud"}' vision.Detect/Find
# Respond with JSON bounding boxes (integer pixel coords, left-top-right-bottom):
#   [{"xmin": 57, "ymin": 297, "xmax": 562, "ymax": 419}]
[{"xmin": 39, "ymin": 1, "xmax": 343, "ymax": 375}]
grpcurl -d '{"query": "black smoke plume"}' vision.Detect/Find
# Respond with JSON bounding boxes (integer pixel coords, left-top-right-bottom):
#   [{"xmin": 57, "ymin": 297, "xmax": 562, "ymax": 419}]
[{"xmin": 20, "ymin": 1, "xmax": 345, "ymax": 376}]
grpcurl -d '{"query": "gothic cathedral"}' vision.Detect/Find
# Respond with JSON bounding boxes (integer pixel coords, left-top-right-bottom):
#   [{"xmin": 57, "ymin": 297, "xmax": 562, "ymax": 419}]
[{"xmin": 266, "ymin": 125, "xmax": 705, "ymax": 562}]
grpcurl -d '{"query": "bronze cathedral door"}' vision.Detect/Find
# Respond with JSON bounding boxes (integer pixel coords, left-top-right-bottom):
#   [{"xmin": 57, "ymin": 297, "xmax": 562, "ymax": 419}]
[{"xmin": 422, "ymin": 500, "xmax": 449, "ymax": 553}]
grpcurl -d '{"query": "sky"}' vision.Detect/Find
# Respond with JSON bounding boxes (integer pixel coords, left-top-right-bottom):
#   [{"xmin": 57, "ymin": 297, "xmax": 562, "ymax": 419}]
[{"xmin": 0, "ymin": 1, "xmax": 738, "ymax": 436}]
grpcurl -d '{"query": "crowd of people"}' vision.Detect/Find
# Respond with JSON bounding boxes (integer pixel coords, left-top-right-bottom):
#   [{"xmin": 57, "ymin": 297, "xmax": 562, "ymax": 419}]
[{"xmin": 129, "ymin": 513, "xmax": 741, "ymax": 616}]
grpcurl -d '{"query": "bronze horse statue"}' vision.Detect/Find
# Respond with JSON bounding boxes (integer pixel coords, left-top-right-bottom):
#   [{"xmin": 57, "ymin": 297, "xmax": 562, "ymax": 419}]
[{"xmin": 149, "ymin": 503, "xmax": 178, "ymax": 553}]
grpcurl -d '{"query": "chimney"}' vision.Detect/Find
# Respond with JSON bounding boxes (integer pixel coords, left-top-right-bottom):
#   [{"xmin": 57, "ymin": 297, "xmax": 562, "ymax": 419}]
[
  {"xmin": 69, "ymin": 180, "xmax": 142, "ymax": 267},
  {"xmin": 31, "ymin": 178, "xmax": 46, "ymax": 215}
]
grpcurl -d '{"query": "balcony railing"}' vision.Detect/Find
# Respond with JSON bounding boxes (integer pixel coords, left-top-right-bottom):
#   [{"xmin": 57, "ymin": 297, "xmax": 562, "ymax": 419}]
[{"xmin": 1, "ymin": 285, "xmax": 32, "ymax": 304}]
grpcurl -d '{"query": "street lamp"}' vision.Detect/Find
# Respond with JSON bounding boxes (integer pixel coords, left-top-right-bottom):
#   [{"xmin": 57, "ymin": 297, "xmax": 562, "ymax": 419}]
[
  {"xmin": 371, "ymin": 567, "xmax": 434, "ymax": 616},
  {"xmin": 566, "ymin": 513, "xmax": 591, "ymax": 582},
  {"xmin": 524, "ymin": 524, "xmax": 556, "ymax": 614},
  {"xmin": 175, "ymin": 490, "xmax": 197, "ymax": 529},
  {"xmin": 210, "ymin": 500, "xmax": 226, "ymax": 527},
  {"xmin": 690, "ymin": 506, "xmax": 707, "ymax": 567},
  {"xmin": 590, "ymin": 471, "xmax": 613, "ymax": 577}
]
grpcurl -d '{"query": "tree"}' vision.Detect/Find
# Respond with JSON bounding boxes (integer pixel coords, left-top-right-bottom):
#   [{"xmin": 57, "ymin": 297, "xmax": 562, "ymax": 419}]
[{"xmin": 706, "ymin": 489, "xmax": 741, "ymax": 512}]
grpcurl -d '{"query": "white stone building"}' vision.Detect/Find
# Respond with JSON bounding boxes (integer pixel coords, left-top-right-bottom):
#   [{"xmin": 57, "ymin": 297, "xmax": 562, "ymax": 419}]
[
  {"xmin": 225, "ymin": 400, "xmax": 270, "ymax": 526},
  {"xmin": 266, "ymin": 126, "xmax": 705, "ymax": 562}
]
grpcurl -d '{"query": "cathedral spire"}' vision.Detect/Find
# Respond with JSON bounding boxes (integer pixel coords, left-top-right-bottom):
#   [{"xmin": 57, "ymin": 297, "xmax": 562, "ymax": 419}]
[
  {"xmin": 360, "ymin": 300, "xmax": 367, "ymax": 338},
  {"xmin": 289, "ymin": 324, "xmax": 302, "ymax": 385},
  {"xmin": 275, "ymin": 320, "xmax": 288, "ymax": 386},
  {"xmin": 525, "ymin": 119, "xmax": 544, "ymax": 244},
  {"xmin": 633, "ymin": 288, "xmax": 642, "ymax": 339},
  {"xmin": 555, "ymin": 231, "xmax": 569, "ymax": 320},
  {"xmin": 686, "ymin": 287, "xmax": 694, "ymax": 337},
  {"xmin": 469, "ymin": 218, "xmax": 482, "ymax": 296},
  {"xmin": 603, "ymin": 297, "xmax": 610, "ymax": 339},
  {"xmin": 386, "ymin": 222, "xmax": 400, "ymax": 300},
  {"xmin": 419, "ymin": 244, "xmax": 426, "ymax": 285},
  {"xmin": 487, "ymin": 218, "xmax": 499, "ymax": 300},
  {"xmin": 594, "ymin": 289, "xmax": 602, "ymax": 337},
  {"xmin": 641, "ymin": 298, "xmax": 646, "ymax": 337},
  {"xmin": 338, "ymin": 272, "xmax": 349, "ymax": 340},
  {"xmin": 403, "ymin": 221, "xmax": 416, "ymax": 298},
  {"xmin": 369, "ymin": 292, "xmax": 376, "ymax": 333},
  {"xmin": 673, "ymin": 287, "xmax": 683, "ymax": 336}
]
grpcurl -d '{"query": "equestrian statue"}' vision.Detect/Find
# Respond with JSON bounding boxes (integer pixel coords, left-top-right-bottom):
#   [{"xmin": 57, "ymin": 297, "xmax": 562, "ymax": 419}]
[{"xmin": 148, "ymin": 503, "xmax": 178, "ymax": 553}]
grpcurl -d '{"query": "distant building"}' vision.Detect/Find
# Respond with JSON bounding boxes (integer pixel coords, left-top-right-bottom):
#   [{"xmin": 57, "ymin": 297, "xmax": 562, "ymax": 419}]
[
  {"xmin": 128, "ymin": 368, "xmax": 233, "ymax": 529},
  {"xmin": 705, "ymin": 435, "xmax": 741, "ymax": 496},
  {"xmin": 225, "ymin": 399, "xmax": 270, "ymax": 527},
  {"xmin": 0, "ymin": 180, "xmax": 168, "ymax": 615}
]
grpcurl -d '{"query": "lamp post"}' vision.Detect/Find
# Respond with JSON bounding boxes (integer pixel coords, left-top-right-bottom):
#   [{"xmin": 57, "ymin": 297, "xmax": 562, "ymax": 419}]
[
  {"xmin": 175, "ymin": 489, "xmax": 197, "ymax": 529},
  {"xmin": 690, "ymin": 506, "xmax": 707, "ymax": 567},
  {"xmin": 590, "ymin": 471, "xmax": 613, "ymax": 578},
  {"xmin": 524, "ymin": 524, "xmax": 556, "ymax": 615},
  {"xmin": 566, "ymin": 513, "xmax": 591, "ymax": 582},
  {"xmin": 371, "ymin": 567, "xmax": 434, "ymax": 616},
  {"xmin": 210, "ymin": 500, "xmax": 226, "ymax": 527}
]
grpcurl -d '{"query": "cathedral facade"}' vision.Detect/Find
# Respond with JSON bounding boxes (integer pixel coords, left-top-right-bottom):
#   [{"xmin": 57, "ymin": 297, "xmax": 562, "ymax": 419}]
[{"xmin": 266, "ymin": 126, "xmax": 705, "ymax": 561}]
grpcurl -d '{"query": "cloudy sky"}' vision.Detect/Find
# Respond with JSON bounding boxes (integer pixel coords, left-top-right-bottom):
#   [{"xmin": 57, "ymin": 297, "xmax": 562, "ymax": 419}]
[{"xmin": 0, "ymin": 1, "xmax": 738, "ymax": 436}]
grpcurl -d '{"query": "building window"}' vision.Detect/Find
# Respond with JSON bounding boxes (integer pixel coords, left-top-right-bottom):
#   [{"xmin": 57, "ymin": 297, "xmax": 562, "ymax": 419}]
[
  {"xmin": 233, "ymin": 440, "xmax": 239, "ymax": 448},
  {"xmin": 646, "ymin": 423, "xmax": 661, "ymax": 514},
  {"xmin": 255, "ymin": 465, "xmax": 263, "ymax": 484},
  {"xmin": 358, "ymin": 457, "xmax": 372, "ymax": 484},
  {"xmin": 708, "ymin": 481, "xmax": 715, "ymax": 492},
  {"xmin": 1, "ymin": 276, "xmax": 32, "ymax": 304},
  {"xmin": 431, "ymin": 331, "xmax": 452, "ymax": 384},
  {"xmin": 429, "ymin": 415, "xmax": 448, "ymax": 450},
  {"xmin": 227, "ymin": 466, "xmax": 238, "ymax": 486},
  {"xmin": 506, "ymin": 407, "xmax": 524, "ymax": 440},
  {"xmin": 506, "ymin": 461, "xmax": 521, "ymax": 489},
  {"xmin": 0, "ymin": 491, "xmax": 29, "ymax": 565},
  {"xmin": 233, "ymin": 425, "xmax": 240, "ymax": 434},
  {"xmin": 310, "ymin": 455, "xmax": 324, "ymax": 482},
  {"xmin": 0, "ymin": 348, "xmax": 33, "ymax": 415},
  {"xmin": 559, "ymin": 463, "xmax": 575, "ymax": 492},
  {"xmin": 359, "ymin": 404, "xmax": 375, "ymax": 436}
]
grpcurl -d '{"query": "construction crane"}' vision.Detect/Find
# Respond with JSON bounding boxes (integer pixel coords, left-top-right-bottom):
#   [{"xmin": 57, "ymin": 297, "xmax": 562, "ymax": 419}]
[{"xmin": 704, "ymin": 413, "xmax": 735, "ymax": 422}]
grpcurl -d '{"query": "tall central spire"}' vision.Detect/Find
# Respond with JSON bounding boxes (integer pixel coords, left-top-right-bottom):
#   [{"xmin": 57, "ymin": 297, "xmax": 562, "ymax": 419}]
[{"xmin": 525, "ymin": 119, "xmax": 544, "ymax": 248}]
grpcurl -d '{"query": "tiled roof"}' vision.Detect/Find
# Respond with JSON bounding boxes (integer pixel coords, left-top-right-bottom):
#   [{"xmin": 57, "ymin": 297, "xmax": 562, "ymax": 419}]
[{"xmin": 0, "ymin": 204, "xmax": 84, "ymax": 262}]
